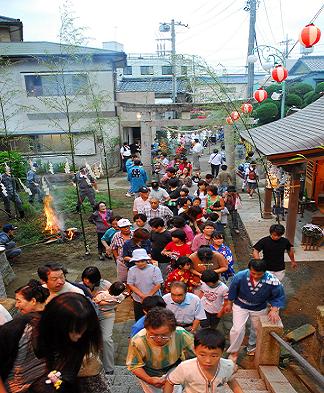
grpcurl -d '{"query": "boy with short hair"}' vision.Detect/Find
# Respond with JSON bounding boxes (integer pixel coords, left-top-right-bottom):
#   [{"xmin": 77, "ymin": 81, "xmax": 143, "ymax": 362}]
[
  {"xmin": 164, "ymin": 328, "xmax": 242, "ymax": 392},
  {"xmin": 198, "ymin": 270, "xmax": 229, "ymax": 329},
  {"xmin": 127, "ymin": 248, "xmax": 163, "ymax": 321}
]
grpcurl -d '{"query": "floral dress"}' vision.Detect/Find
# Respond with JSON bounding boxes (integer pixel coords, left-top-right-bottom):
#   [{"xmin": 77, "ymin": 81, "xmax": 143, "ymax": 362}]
[
  {"xmin": 210, "ymin": 243, "xmax": 235, "ymax": 281},
  {"xmin": 164, "ymin": 268, "xmax": 200, "ymax": 293}
]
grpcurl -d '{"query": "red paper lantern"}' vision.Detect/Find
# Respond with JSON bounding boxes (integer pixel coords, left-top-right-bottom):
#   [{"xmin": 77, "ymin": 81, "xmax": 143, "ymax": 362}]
[
  {"xmin": 299, "ymin": 23, "xmax": 321, "ymax": 48},
  {"xmin": 225, "ymin": 116, "xmax": 233, "ymax": 125},
  {"xmin": 271, "ymin": 65, "xmax": 288, "ymax": 83},
  {"xmin": 230, "ymin": 111, "xmax": 240, "ymax": 121},
  {"xmin": 240, "ymin": 103, "xmax": 253, "ymax": 114},
  {"xmin": 253, "ymin": 88, "xmax": 268, "ymax": 103}
]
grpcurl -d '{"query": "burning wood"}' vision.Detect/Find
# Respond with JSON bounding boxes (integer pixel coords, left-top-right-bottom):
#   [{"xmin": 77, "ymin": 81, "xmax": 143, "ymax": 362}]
[
  {"xmin": 44, "ymin": 195, "xmax": 63, "ymax": 234},
  {"xmin": 43, "ymin": 195, "xmax": 79, "ymax": 242}
]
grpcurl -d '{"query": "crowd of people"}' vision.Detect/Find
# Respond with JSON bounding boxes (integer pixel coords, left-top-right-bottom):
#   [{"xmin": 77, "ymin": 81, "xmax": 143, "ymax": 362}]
[{"xmin": 0, "ymin": 138, "xmax": 297, "ymax": 393}]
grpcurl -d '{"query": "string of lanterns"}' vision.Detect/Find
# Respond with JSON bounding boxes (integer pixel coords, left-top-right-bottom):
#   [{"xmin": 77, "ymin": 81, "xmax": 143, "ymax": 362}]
[{"xmin": 224, "ymin": 23, "xmax": 321, "ymax": 123}]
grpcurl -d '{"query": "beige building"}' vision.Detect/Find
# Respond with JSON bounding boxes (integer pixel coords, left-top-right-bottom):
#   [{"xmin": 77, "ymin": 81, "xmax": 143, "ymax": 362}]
[{"xmin": 0, "ymin": 41, "xmax": 126, "ymax": 168}]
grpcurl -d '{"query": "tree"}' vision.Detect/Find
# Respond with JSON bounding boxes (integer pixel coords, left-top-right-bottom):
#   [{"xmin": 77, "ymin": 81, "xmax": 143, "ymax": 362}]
[
  {"xmin": 288, "ymin": 82, "xmax": 313, "ymax": 97},
  {"xmin": 303, "ymin": 92, "xmax": 320, "ymax": 106},
  {"xmin": 285, "ymin": 93, "xmax": 303, "ymax": 108},
  {"xmin": 315, "ymin": 82, "xmax": 324, "ymax": 94},
  {"xmin": 256, "ymin": 102, "xmax": 279, "ymax": 125},
  {"xmin": 265, "ymin": 83, "xmax": 282, "ymax": 95}
]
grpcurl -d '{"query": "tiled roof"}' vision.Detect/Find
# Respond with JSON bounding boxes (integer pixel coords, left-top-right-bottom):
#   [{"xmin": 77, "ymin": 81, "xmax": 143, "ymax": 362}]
[
  {"xmin": 117, "ymin": 77, "xmax": 189, "ymax": 94},
  {"xmin": 240, "ymin": 96, "xmax": 324, "ymax": 156},
  {"xmin": 289, "ymin": 56, "xmax": 324, "ymax": 74},
  {"xmin": 0, "ymin": 41, "xmax": 125, "ymax": 57},
  {"xmin": 0, "ymin": 16, "xmax": 21, "ymax": 23},
  {"xmin": 198, "ymin": 74, "xmax": 267, "ymax": 84}
]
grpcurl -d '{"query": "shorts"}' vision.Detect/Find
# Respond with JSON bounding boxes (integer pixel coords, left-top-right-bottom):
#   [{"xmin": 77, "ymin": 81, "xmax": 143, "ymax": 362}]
[{"xmin": 247, "ymin": 181, "xmax": 257, "ymax": 190}]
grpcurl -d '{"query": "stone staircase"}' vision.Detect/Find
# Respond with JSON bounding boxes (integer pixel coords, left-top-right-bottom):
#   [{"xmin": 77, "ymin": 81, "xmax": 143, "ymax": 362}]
[{"xmin": 109, "ymin": 365, "xmax": 298, "ymax": 393}]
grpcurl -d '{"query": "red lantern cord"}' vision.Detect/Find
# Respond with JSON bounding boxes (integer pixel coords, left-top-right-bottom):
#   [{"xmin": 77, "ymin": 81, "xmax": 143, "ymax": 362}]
[
  {"xmin": 230, "ymin": 111, "xmax": 240, "ymax": 121},
  {"xmin": 272, "ymin": 65, "xmax": 288, "ymax": 83},
  {"xmin": 241, "ymin": 103, "xmax": 253, "ymax": 114},
  {"xmin": 253, "ymin": 88, "xmax": 268, "ymax": 103},
  {"xmin": 225, "ymin": 116, "xmax": 233, "ymax": 125},
  {"xmin": 299, "ymin": 23, "xmax": 321, "ymax": 48}
]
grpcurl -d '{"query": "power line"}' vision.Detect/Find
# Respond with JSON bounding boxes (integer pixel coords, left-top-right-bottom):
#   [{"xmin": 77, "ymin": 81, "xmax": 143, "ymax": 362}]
[
  {"xmin": 177, "ymin": 2, "xmax": 242, "ymax": 45},
  {"xmin": 279, "ymin": 0, "xmax": 285, "ymax": 39},
  {"xmin": 262, "ymin": 0, "xmax": 277, "ymax": 44},
  {"xmin": 287, "ymin": 3, "xmax": 324, "ymax": 57}
]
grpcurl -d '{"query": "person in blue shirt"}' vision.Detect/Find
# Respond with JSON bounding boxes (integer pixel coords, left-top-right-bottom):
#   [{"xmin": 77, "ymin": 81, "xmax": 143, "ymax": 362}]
[
  {"xmin": 26, "ymin": 163, "xmax": 43, "ymax": 204},
  {"xmin": 100, "ymin": 215, "xmax": 122, "ymax": 259},
  {"xmin": 127, "ymin": 159, "xmax": 148, "ymax": 196},
  {"xmin": 130, "ymin": 295, "xmax": 166, "ymax": 338},
  {"xmin": 224, "ymin": 258, "xmax": 285, "ymax": 362}
]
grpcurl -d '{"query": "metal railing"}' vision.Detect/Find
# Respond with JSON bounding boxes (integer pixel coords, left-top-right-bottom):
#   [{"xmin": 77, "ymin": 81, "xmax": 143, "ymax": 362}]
[{"xmin": 270, "ymin": 332, "xmax": 324, "ymax": 388}]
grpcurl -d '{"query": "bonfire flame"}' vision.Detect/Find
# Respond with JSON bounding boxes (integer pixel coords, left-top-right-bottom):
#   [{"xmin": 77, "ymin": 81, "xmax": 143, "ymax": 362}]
[
  {"xmin": 44, "ymin": 195, "xmax": 62, "ymax": 234},
  {"xmin": 66, "ymin": 227, "xmax": 78, "ymax": 240}
]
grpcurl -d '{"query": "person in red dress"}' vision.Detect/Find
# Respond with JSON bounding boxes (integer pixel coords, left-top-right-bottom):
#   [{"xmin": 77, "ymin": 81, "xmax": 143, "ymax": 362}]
[
  {"xmin": 164, "ymin": 256, "xmax": 200, "ymax": 293},
  {"xmin": 162, "ymin": 229, "xmax": 192, "ymax": 262}
]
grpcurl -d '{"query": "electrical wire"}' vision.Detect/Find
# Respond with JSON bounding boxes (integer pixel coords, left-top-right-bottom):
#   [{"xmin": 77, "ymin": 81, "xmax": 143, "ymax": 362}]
[
  {"xmin": 177, "ymin": 0, "xmax": 240, "ymax": 45},
  {"xmin": 287, "ymin": 2, "xmax": 324, "ymax": 57},
  {"xmin": 279, "ymin": 0, "xmax": 285, "ymax": 39},
  {"xmin": 262, "ymin": 0, "xmax": 277, "ymax": 44}
]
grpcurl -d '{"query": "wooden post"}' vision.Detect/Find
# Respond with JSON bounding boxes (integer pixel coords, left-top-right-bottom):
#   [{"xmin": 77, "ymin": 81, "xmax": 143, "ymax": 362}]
[
  {"xmin": 313, "ymin": 305, "xmax": 324, "ymax": 373},
  {"xmin": 140, "ymin": 112, "xmax": 152, "ymax": 182},
  {"xmin": 285, "ymin": 171, "xmax": 301, "ymax": 244},
  {"xmin": 263, "ymin": 186, "xmax": 273, "ymax": 219},
  {"xmin": 255, "ymin": 315, "xmax": 284, "ymax": 367}
]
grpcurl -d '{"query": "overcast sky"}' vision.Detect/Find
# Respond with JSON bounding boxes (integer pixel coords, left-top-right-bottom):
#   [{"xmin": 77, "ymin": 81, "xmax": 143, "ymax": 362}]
[{"xmin": 2, "ymin": 0, "xmax": 324, "ymax": 72}]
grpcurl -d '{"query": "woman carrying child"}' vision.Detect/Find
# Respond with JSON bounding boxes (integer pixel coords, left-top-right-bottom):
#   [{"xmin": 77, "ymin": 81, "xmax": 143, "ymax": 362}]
[
  {"xmin": 205, "ymin": 185, "xmax": 224, "ymax": 214},
  {"xmin": 81, "ymin": 266, "xmax": 125, "ymax": 376}
]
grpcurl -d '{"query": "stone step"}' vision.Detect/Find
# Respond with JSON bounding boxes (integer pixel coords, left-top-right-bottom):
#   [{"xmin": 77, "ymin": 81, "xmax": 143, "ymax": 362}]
[
  {"xmin": 110, "ymin": 366, "xmax": 142, "ymax": 393},
  {"xmin": 259, "ymin": 366, "xmax": 298, "ymax": 393},
  {"xmin": 236, "ymin": 377, "xmax": 268, "ymax": 391},
  {"xmin": 235, "ymin": 369, "xmax": 261, "ymax": 379}
]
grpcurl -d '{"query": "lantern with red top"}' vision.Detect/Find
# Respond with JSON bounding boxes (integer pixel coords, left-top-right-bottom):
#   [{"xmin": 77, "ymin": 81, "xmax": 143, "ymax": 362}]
[
  {"xmin": 253, "ymin": 88, "xmax": 268, "ymax": 103},
  {"xmin": 272, "ymin": 65, "xmax": 288, "ymax": 83},
  {"xmin": 230, "ymin": 111, "xmax": 240, "ymax": 121},
  {"xmin": 225, "ymin": 116, "xmax": 234, "ymax": 125},
  {"xmin": 299, "ymin": 23, "xmax": 321, "ymax": 48},
  {"xmin": 240, "ymin": 103, "xmax": 253, "ymax": 114}
]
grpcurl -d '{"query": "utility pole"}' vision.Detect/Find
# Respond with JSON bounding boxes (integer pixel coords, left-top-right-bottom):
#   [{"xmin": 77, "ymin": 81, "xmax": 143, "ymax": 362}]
[
  {"xmin": 159, "ymin": 20, "xmax": 188, "ymax": 104},
  {"xmin": 280, "ymin": 34, "xmax": 293, "ymax": 58},
  {"xmin": 171, "ymin": 19, "xmax": 176, "ymax": 104},
  {"xmin": 245, "ymin": 0, "xmax": 257, "ymax": 98}
]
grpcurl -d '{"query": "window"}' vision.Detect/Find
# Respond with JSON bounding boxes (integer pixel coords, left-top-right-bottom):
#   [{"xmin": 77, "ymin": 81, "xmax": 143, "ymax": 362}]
[
  {"xmin": 181, "ymin": 66, "xmax": 188, "ymax": 76},
  {"xmin": 6, "ymin": 134, "xmax": 71, "ymax": 154},
  {"xmin": 162, "ymin": 66, "xmax": 172, "ymax": 75},
  {"xmin": 25, "ymin": 73, "xmax": 89, "ymax": 97},
  {"xmin": 123, "ymin": 66, "xmax": 132, "ymax": 75},
  {"xmin": 140, "ymin": 66, "xmax": 154, "ymax": 75}
]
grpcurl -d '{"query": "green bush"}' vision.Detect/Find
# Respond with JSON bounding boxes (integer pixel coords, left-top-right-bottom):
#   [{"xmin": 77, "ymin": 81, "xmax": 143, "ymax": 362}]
[
  {"xmin": 256, "ymin": 102, "xmax": 279, "ymax": 125},
  {"xmin": 0, "ymin": 151, "xmax": 28, "ymax": 178},
  {"xmin": 315, "ymin": 82, "xmax": 324, "ymax": 94},
  {"xmin": 285, "ymin": 93, "xmax": 303, "ymax": 108},
  {"xmin": 265, "ymin": 83, "xmax": 282, "ymax": 95},
  {"xmin": 288, "ymin": 82, "xmax": 313, "ymax": 97},
  {"xmin": 304, "ymin": 92, "xmax": 320, "ymax": 106}
]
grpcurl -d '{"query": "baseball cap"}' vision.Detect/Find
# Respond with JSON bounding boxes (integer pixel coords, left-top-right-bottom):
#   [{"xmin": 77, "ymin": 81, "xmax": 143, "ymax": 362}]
[
  {"xmin": 139, "ymin": 186, "xmax": 149, "ymax": 193},
  {"xmin": 3, "ymin": 224, "xmax": 17, "ymax": 232},
  {"xmin": 117, "ymin": 218, "xmax": 131, "ymax": 228},
  {"xmin": 129, "ymin": 248, "xmax": 151, "ymax": 262}
]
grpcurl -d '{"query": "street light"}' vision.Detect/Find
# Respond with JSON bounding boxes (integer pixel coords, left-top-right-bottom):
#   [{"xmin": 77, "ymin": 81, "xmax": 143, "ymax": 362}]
[{"xmin": 248, "ymin": 45, "xmax": 287, "ymax": 118}]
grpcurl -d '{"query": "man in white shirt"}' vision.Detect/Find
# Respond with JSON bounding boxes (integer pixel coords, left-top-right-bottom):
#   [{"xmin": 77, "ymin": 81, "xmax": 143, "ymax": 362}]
[
  {"xmin": 38, "ymin": 262, "xmax": 84, "ymax": 303},
  {"xmin": 208, "ymin": 148, "xmax": 222, "ymax": 178},
  {"xmin": 163, "ymin": 281, "xmax": 206, "ymax": 334},
  {"xmin": 120, "ymin": 142, "xmax": 132, "ymax": 172},
  {"xmin": 191, "ymin": 139, "xmax": 203, "ymax": 171},
  {"xmin": 133, "ymin": 186, "xmax": 151, "ymax": 215}
]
